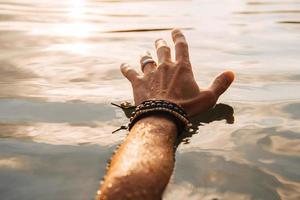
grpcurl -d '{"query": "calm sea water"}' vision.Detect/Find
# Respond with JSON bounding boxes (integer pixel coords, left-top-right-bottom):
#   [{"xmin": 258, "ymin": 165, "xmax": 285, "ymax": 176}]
[{"xmin": 0, "ymin": 0, "xmax": 300, "ymax": 199}]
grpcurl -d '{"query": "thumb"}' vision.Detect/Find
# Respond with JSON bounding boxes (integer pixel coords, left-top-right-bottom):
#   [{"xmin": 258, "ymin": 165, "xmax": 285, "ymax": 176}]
[
  {"xmin": 209, "ymin": 71, "xmax": 235, "ymax": 97},
  {"xmin": 120, "ymin": 63, "xmax": 139, "ymax": 83}
]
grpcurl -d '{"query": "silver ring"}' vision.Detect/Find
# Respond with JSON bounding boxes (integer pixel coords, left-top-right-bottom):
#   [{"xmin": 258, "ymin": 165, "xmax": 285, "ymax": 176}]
[{"xmin": 141, "ymin": 58, "xmax": 156, "ymax": 72}]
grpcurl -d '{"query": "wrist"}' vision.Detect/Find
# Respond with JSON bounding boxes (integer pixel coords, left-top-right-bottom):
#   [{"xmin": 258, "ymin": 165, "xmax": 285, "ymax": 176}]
[{"xmin": 131, "ymin": 113, "xmax": 178, "ymax": 137}]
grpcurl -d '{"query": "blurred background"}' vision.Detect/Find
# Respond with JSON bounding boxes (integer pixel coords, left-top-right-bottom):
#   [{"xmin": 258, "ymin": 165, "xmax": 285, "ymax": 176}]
[{"xmin": 0, "ymin": 0, "xmax": 299, "ymax": 199}]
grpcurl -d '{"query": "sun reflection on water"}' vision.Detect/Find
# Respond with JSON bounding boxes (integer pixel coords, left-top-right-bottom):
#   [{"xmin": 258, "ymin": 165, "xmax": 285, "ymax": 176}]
[
  {"xmin": 68, "ymin": 0, "xmax": 86, "ymax": 19},
  {"xmin": 52, "ymin": 0, "xmax": 94, "ymax": 53}
]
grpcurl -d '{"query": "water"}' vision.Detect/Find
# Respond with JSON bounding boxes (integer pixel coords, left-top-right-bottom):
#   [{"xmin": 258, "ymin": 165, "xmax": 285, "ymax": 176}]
[{"xmin": 0, "ymin": 0, "xmax": 300, "ymax": 199}]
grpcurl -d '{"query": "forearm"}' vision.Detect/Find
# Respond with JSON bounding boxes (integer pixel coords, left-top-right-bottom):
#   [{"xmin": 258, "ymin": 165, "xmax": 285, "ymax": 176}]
[{"xmin": 98, "ymin": 115, "xmax": 178, "ymax": 200}]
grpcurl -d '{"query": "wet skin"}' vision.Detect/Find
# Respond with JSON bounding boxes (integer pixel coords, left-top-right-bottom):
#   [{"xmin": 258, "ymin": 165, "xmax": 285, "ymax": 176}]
[{"xmin": 97, "ymin": 29, "xmax": 235, "ymax": 200}]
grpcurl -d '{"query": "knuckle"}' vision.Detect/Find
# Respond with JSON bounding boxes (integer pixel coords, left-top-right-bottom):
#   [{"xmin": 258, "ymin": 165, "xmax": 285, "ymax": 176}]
[
  {"xmin": 215, "ymin": 76, "xmax": 227, "ymax": 87},
  {"xmin": 136, "ymin": 76, "xmax": 144, "ymax": 83},
  {"xmin": 178, "ymin": 66, "xmax": 191, "ymax": 74},
  {"xmin": 131, "ymin": 76, "xmax": 143, "ymax": 85},
  {"xmin": 158, "ymin": 62, "xmax": 173, "ymax": 71},
  {"xmin": 206, "ymin": 89, "xmax": 216, "ymax": 98},
  {"xmin": 204, "ymin": 90, "xmax": 218, "ymax": 105},
  {"xmin": 126, "ymin": 70, "xmax": 138, "ymax": 80},
  {"xmin": 126, "ymin": 69, "xmax": 135, "ymax": 75},
  {"xmin": 176, "ymin": 40, "xmax": 188, "ymax": 48},
  {"xmin": 157, "ymin": 45, "xmax": 170, "ymax": 52},
  {"xmin": 177, "ymin": 60, "xmax": 191, "ymax": 68}
]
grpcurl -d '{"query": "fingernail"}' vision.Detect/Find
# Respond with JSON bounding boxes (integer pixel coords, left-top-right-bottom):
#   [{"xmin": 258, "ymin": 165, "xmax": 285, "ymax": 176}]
[
  {"xmin": 120, "ymin": 63, "xmax": 128, "ymax": 68},
  {"xmin": 172, "ymin": 29, "xmax": 183, "ymax": 38},
  {"xmin": 224, "ymin": 71, "xmax": 235, "ymax": 83},
  {"xmin": 220, "ymin": 71, "xmax": 234, "ymax": 86},
  {"xmin": 155, "ymin": 38, "xmax": 163, "ymax": 44},
  {"xmin": 155, "ymin": 38, "xmax": 167, "ymax": 48},
  {"xmin": 172, "ymin": 28, "xmax": 181, "ymax": 34}
]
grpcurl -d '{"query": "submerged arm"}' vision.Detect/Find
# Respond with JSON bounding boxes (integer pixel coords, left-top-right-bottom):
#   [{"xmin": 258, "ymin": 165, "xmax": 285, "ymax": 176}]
[{"xmin": 98, "ymin": 115, "xmax": 177, "ymax": 200}]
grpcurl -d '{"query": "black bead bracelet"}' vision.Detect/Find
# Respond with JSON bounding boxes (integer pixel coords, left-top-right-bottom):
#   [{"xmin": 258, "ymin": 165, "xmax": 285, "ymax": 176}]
[{"xmin": 127, "ymin": 100, "xmax": 191, "ymax": 133}]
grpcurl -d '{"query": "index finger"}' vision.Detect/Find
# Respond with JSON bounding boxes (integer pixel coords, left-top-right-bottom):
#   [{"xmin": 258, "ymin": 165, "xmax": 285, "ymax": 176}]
[{"xmin": 172, "ymin": 29, "xmax": 189, "ymax": 63}]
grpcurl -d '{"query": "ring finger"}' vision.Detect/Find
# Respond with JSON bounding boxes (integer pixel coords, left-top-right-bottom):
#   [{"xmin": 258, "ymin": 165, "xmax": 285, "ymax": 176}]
[{"xmin": 140, "ymin": 51, "xmax": 157, "ymax": 75}]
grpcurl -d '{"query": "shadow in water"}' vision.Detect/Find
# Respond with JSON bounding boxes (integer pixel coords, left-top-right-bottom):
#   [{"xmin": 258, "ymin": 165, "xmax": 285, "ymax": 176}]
[
  {"xmin": 179, "ymin": 103, "xmax": 234, "ymax": 145},
  {"xmin": 113, "ymin": 102, "xmax": 234, "ymax": 145}
]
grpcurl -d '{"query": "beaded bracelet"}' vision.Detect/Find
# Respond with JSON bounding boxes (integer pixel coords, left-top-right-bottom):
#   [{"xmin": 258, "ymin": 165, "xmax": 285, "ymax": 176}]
[{"xmin": 127, "ymin": 100, "xmax": 191, "ymax": 133}]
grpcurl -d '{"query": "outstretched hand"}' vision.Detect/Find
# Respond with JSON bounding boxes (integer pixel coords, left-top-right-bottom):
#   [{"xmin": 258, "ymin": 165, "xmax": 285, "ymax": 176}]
[{"xmin": 120, "ymin": 29, "xmax": 234, "ymax": 117}]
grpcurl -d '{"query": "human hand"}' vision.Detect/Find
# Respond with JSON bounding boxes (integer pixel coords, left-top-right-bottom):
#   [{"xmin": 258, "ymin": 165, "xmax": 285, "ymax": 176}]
[{"xmin": 120, "ymin": 29, "xmax": 234, "ymax": 117}]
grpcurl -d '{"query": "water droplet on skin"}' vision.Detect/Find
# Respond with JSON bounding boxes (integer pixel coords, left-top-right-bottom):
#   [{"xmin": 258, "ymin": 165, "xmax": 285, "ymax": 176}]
[{"xmin": 126, "ymin": 193, "xmax": 133, "ymax": 198}]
